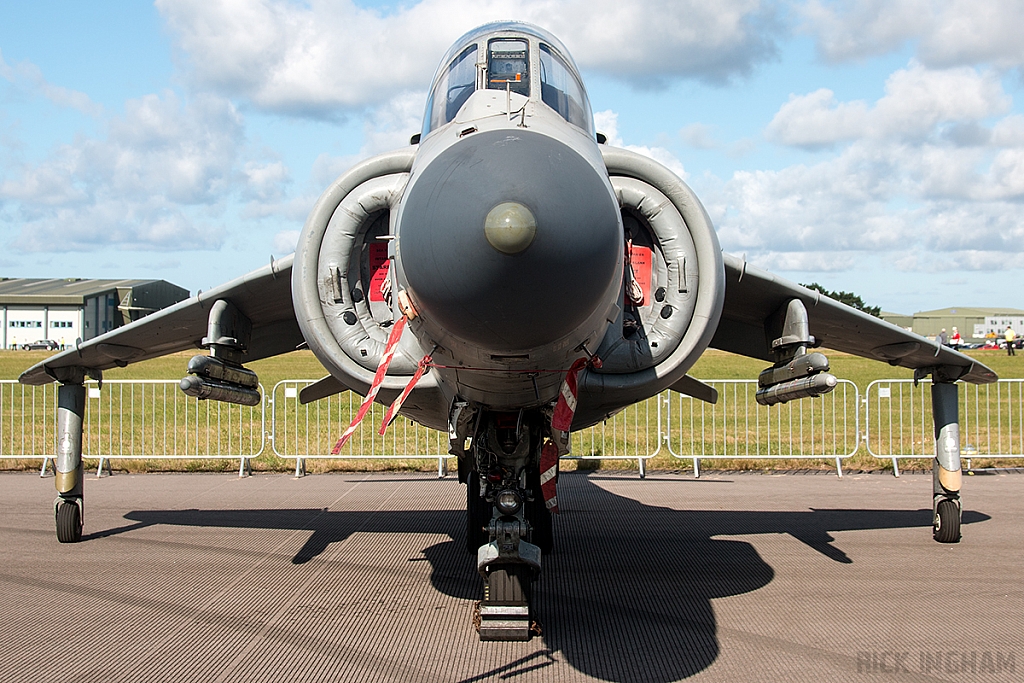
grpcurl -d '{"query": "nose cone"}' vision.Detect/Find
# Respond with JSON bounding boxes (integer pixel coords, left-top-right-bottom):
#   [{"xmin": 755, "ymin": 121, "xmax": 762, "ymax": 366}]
[{"xmin": 397, "ymin": 129, "xmax": 621, "ymax": 352}]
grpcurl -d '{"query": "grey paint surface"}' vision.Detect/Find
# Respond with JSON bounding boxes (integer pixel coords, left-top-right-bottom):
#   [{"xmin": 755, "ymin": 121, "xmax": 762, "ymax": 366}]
[
  {"xmin": 0, "ymin": 470, "xmax": 1019, "ymax": 682},
  {"xmin": 399, "ymin": 128, "xmax": 621, "ymax": 352},
  {"xmin": 713, "ymin": 253, "xmax": 997, "ymax": 384}
]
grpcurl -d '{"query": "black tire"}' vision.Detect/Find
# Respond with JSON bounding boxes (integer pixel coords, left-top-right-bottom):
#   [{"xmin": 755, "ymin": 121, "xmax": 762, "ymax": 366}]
[
  {"xmin": 466, "ymin": 475, "xmax": 492, "ymax": 554},
  {"xmin": 933, "ymin": 499, "xmax": 961, "ymax": 543},
  {"xmin": 56, "ymin": 501, "xmax": 82, "ymax": 543},
  {"xmin": 487, "ymin": 565, "xmax": 530, "ymax": 605}
]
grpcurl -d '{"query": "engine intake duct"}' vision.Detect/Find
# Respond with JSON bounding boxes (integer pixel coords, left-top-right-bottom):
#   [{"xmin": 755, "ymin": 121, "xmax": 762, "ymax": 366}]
[{"xmin": 180, "ymin": 355, "xmax": 261, "ymax": 407}]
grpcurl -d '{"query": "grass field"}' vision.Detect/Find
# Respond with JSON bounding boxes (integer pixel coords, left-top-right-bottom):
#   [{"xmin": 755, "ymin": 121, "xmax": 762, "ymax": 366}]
[{"xmin": 2, "ymin": 347, "xmax": 1021, "ymax": 474}]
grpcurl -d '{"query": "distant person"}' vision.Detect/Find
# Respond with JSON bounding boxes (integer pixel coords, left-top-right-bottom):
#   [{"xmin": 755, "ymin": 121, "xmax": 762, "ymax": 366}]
[
  {"xmin": 1006, "ymin": 326, "xmax": 1016, "ymax": 356},
  {"xmin": 938, "ymin": 328, "xmax": 948, "ymax": 346},
  {"xmin": 950, "ymin": 327, "xmax": 962, "ymax": 350}
]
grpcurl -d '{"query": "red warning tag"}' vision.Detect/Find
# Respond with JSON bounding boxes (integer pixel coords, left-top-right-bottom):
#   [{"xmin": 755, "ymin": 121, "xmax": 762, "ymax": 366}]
[
  {"xmin": 369, "ymin": 243, "xmax": 390, "ymax": 302},
  {"xmin": 627, "ymin": 245, "xmax": 653, "ymax": 306}
]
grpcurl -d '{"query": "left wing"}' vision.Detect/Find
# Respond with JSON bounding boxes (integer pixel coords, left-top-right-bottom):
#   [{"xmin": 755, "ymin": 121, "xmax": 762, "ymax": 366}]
[
  {"xmin": 20, "ymin": 256, "xmax": 301, "ymax": 385},
  {"xmin": 711, "ymin": 253, "xmax": 997, "ymax": 384}
]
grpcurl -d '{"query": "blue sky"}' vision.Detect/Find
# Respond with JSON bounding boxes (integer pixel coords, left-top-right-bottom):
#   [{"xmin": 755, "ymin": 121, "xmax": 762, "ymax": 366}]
[{"xmin": 2, "ymin": 0, "xmax": 1023, "ymax": 315}]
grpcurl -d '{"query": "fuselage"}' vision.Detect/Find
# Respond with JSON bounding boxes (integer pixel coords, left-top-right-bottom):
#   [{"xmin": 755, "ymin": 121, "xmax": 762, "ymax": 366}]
[{"xmin": 393, "ymin": 23, "xmax": 624, "ymax": 409}]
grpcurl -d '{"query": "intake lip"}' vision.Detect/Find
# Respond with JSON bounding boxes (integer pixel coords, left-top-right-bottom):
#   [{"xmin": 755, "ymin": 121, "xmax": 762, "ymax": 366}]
[{"xmin": 397, "ymin": 129, "xmax": 621, "ymax": 352}]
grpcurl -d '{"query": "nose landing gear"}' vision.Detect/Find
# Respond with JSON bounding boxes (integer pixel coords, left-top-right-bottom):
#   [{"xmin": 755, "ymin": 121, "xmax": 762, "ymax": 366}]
[{"xmin": 466, "ymin": 410, "xmax": 550, "ymax": 641}]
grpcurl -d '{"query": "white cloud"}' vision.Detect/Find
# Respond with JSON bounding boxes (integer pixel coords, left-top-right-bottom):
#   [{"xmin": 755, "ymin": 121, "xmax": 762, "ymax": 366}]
[
  {"xmin": 156, "ymin": 0, "xmax": 782, "ymax": 116},
  {"xmin": 0, "ymin": 91, "xmax": 260, "ymax": 252},
  {"xmin": 714, "ymin": 57, "xmax": 1024, "ymax": 270},
  {"xmin": 680, "ymin": 123, "xmax": 718, "ymax": 149},
  {"xmin": 766, "ymin": 88, "xmax": 868, "ymax": 147},
  {"xmin": 751, "ymin": 251, "xmax": 855, "ymax": 272},
  {"xmin": 920, "ymin": 0, "xmax": 1024, "ymax": 68},
  {"xmin": 767, "ymin": 63, "xmax": 1010, "ymax": 148},
  {"xmin": 243, "ymin": 160, "xmax": 290, "ymax": 202},
  {"xmin": 595, "ymin": 109, "xmax": 688, "ymax": 179},
  {"xmin": 715, "ymin": 129, "xmax": 1024, "ymax": 272},
  {"xmin": 272, "ymin": 229, "xmax": 300, "ymax": 255},
  {"xmin": 0, "ymin": 49, "xmax": 103, "ymax": 117},
  {"xmin": 800, "ymin": 0, "xmax": 1024, "ymax": 69}
]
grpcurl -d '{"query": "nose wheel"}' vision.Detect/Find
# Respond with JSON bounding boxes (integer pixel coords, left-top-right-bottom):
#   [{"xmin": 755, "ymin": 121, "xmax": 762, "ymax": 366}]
[{"xmin": 476, "ymin": 565, "xmax": 534, "ymax": 641}]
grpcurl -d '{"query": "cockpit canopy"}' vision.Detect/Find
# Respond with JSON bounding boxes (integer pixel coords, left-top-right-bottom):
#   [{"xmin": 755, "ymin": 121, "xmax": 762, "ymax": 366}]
[{"xmin": 423, "ymin": 22, "xmax": 594, "ymax": 138}]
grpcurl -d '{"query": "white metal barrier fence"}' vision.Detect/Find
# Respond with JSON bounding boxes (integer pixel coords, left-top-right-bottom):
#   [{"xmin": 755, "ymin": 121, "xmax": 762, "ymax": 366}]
[
  {"xmin": 0, "ymin": 379, "xmax": 265, "ymax": 476},
  {"xmin": 5, "ymin": 377, "xmax": 1023, "ymax": 477},
  {"xmin": 662, "ymin": 379, "xmax": 861, "ymax": 477},
  {"xmin": 1, "ymin": 380, "xmax": 58, "ymax": 474},
  {"xmin": 269, "ymin": 380, "xmax": 449, "ymax": 476},
  {"xmin": 865, "ymin": 378, "xmax": 1024, "ymax": 475}
]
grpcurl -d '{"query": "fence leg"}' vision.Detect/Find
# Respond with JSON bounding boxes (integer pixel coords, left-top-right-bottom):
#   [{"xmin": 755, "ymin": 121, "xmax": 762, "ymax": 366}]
[
  {"xmin": 692, "ymin": 457, "xmax": 700, "ymax": 479},
  {"xmin": 638, "ymin": 458, "xmax": 646, "ymax": 479},
  {"xmin": 96, "ymin": 457, "xmax": 113, "ymax": 478},
  {"xmin": 438, "ymin": 457, "xmax": 447, "ymax": 479},
  {"xmin": 891, "ymin": 457, "xmax": 900, "ymax": 478},
  {"xmin": 238, "ymin": 457, "xmax": 252, "ymax": 478},
  {"xmin": 55, "ymin": 380, "xmax": 85, "ymax": 543},
  {"xmin": 294, "ymin": 458, "xmax": 306, "ymax": 478},
  {"xmin": 931, "ymin": 381, "xmax": 962, "ymax": 543},
  {"xmin": 40, "ymin": 457, "xmax": 51, "ymax": 478},
  {"xmin": 834, "ymin": 457, "xmax": 843, "ymax": 479}
]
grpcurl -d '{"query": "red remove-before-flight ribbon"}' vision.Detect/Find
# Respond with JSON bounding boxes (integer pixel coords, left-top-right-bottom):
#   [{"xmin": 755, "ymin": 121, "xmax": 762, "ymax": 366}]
[
  {"xmin": 331, "ymin": 316, "xmax": 408, "ymax": 454},
  {"xmin": 379, "ymin": 354, "xmax": 432, "ymax": 436}
]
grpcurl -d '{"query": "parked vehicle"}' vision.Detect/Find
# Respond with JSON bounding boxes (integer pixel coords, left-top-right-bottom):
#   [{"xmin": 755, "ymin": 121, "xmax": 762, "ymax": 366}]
[{"xmin": 24, "ymin": 339, "xmax": 59, "ymax": 351}]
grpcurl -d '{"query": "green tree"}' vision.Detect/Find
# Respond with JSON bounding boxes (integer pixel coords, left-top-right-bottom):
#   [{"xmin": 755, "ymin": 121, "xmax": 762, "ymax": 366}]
[{"xmin": 800, "ymin": 282, "xmax": 882, "ymax": 317}]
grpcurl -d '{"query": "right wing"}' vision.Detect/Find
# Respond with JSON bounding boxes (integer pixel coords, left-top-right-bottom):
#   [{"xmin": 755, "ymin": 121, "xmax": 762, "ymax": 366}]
[
  {"xmin": 20, "ymin": 255, "xmax": 302, "ymax": 385},
  {"xmin": 711, "ymin": 253, "xmax": 997, "ymax": 384}
]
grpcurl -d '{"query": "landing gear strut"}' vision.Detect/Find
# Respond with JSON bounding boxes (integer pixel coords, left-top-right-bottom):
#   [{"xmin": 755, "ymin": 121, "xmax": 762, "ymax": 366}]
[
  {"xmin": 466, "ymin": 410, "xmax": 549, "ymax": 641},
  {"xmin": 931, "ymin": 380, "xmax": 962, "ymax": 543},
  {"xmin": 54, "ymin": 376, "xmax": 86, "ymax": 543}
]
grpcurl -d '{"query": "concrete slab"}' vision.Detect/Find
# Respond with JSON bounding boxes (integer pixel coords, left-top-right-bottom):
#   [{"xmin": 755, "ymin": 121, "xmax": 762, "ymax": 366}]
[{"xmin": 0, "ymin": 470, "xmax": 1020, "ymax": 682}]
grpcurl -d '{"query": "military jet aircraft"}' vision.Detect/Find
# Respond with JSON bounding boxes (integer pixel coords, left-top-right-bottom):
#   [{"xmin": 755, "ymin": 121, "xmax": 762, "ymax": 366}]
[{"xmin": 21, "ymin": 21, "xmax": 997, "ymax": 641}]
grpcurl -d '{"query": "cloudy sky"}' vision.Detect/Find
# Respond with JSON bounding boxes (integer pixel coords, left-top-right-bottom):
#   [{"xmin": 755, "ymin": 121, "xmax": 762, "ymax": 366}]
[{"xmin": 2, "ymin": 0, "xmax": 1023, "ymax": 315}]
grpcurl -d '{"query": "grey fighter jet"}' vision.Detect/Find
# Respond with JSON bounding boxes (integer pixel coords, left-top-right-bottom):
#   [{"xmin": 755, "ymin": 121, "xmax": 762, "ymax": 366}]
[{"xmin": 21, "ymin": 21, "xmax": 997, "ymax": 641}]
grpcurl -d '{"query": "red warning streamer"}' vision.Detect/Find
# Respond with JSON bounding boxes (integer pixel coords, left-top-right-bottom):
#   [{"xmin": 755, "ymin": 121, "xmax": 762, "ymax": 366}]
[
  {"xmin": 379, "ymin": 354, "xmax": 432, "ymax": 435},
  {"xmin": 540, "ymin": 440, "xmax": 560, "ymax": 513},
  {"xmin": 331, "ymin": 316, "xmax": 408, "ymax": 454},
  {"xmin": 551, "ymin": 357, "xmax": 588, "ymax": 432}
]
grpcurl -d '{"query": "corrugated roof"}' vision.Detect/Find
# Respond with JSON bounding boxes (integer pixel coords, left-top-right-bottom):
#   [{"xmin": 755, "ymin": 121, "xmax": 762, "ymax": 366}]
[
  {"xmin": 914, "ymin": 307, "xmax": 1024, "ymax": 317},
  {"xmin": 0, "ymin": 278, "xmax": 167, "ymax": 305}
]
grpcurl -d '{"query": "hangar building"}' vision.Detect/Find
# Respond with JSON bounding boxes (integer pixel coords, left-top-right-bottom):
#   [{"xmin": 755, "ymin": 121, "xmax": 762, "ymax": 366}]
[
  {"xmin": 0, "ymin": 278, "xmax": 189, "ymax": 350},
  {"xmin": 882, "ymin": 307, "xmax": 1024, "ymax": 340}
]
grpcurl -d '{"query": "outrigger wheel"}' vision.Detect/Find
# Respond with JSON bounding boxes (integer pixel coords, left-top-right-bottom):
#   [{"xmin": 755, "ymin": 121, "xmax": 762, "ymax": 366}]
[
  {"xmin": 933, "ymin": 498, "xmax": 961, "ymax": 543},
  {"xmin": 56, "ymin": 500, "xmax": 82, "ymax": 544}
]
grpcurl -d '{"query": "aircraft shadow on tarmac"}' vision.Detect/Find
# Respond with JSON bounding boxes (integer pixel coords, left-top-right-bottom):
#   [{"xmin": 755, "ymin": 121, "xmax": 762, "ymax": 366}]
[{"xmin": 105, "ymin": 474, "xmax": 989, "ymax": 683}]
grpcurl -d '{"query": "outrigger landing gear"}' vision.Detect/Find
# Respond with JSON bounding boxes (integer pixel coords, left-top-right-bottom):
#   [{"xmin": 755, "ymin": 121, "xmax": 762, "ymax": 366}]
[
  {"xmin": 54, "ymin": 372, "xmax": 87, "ymax": 543},
  {"xmin": 463, "ymin": 410, "xmax": 548, "ymax": 641},
  {"xmin": 930, "ymin": 379, "xmax": 962, "ymax": 543}
]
